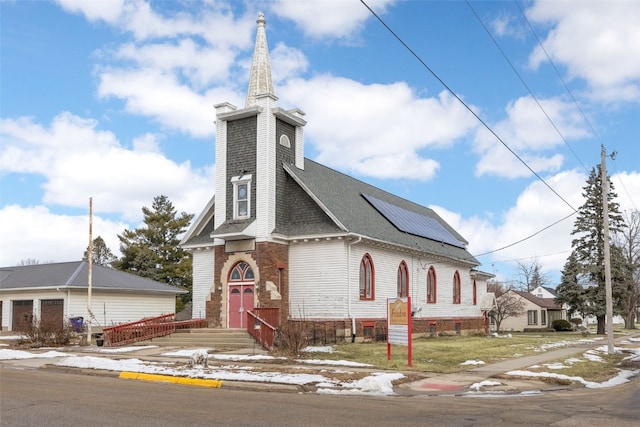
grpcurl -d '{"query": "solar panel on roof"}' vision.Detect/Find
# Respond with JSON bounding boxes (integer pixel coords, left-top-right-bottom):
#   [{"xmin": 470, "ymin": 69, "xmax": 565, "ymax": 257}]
[{"xmin": 362, "ymin": 194, "xmax": 466, "ymax": 249}]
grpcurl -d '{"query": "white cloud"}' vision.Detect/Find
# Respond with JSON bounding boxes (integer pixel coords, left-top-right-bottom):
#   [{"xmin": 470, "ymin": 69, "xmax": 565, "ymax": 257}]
[
  {"xmin": 0, "ymin": 205, "xmax": 126, "ymax": 266},
  {"xmin": 97, "ymin": 69, "xmax": 226, "ymax": 138},
  {"xmin": 56, "ymin": 0, "xmax": 124, "ymax": 24},
  {"xmin": 526, "ymin": 1, "xmax": 640, "ymax": 102},
  {"xmin": 271, "ymin": 0, "xmax": 396, "ymax": 40},
  {"xmin": 436, "ymin": 169, "xmax": 587, "ymax": 278},
  {"xmin": 474, "ymin": 96, "xmax": 589, "ymax": 178},
  {"xmin": 0, "ymin": 112, "xmax": 214, "ymax": 220},
  {"xmin": 279, "ymin": 76, "xmax": 477, "ymax": 180}
]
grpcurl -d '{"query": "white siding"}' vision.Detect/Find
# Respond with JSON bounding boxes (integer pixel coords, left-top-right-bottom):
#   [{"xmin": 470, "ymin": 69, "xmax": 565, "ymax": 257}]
[
  {"xmin": 192, "ymin": 249, "xmax": 215, "ymax": 319},
  {"xmin": 289, "ymin": 240, "xmax": 348, "ymax": 318},
  {"xmin": 289, "ymin": 240, "xmax": 482, "ymax": 321},
  {"xmin": 1, "ymin": 290, "xmax": 175, "ymax": 331},
  {"xmin": 68, "ymin": 290, "xmax": 175, "ymax": 327}
]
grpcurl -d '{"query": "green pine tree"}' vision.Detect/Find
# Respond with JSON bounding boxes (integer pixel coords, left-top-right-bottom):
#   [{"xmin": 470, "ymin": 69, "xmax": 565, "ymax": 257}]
[
  {"xmin": 113, "ymin": 195, "xmax": 194, "ymax": 308},
  {"xmin": 568, "ymin": 166, "xmax": 625, "ymax": 334}
]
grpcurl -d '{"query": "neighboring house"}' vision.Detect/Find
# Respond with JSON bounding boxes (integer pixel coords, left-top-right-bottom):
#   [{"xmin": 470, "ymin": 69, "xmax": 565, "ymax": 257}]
[
  {"xmin": 498, "ymin": 290, "xmax": 566, "ymax": 332},
  {"xmin": 0, "ymin": 261, "xmax": 185, "ymax": 332},
  {"xmin": 531, "ymin": 285, "xmax": 625, "ymax": 326},
  {"xmin": 531, "ymin": 285, "xmax": 557, "ymax": 299},
  {"xmin": 180, "ymin": 14, "xmax": 494, "ymax": 340}
]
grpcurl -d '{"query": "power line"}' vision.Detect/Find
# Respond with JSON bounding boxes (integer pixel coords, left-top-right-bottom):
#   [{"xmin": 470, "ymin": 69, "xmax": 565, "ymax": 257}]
[
  {"xmin": 472, "ymin": 211, "xmax": 576, "ymax": 257},
  {"xmin": 360, "ymin": 0, "xmax": 577, "ymax": 215},
  {"xmin": 467, "ymin": 0, "xmax": 590, "ymax": 175},
  {"xmin": 513, "ymin": 0, "xmax": 639, "ymax": 213}
]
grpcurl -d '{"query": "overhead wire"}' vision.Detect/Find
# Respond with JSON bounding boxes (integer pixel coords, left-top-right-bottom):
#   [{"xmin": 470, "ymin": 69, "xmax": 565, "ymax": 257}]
[
  {"xmin": 360, "ymin": 0, "xmax": 580, "ymax": 260},
  {"xmin": 467, "ymin": 0, "xmax": 590, "ymax": 175},
  {"xmin": 359, "ymin": 0, "xmax": 577, "ymax": 215},
  {"xmin": 513, "ymin": 0, "xmax": 639, "ymax": 211}
]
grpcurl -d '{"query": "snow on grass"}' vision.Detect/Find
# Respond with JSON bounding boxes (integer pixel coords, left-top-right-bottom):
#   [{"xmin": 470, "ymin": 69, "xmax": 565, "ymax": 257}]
[
  {"xmin": 505, "ymin": 369, "xmax": 637, "ymax": 389},
  {"xmin": 303, "ymin": 346, "xmax": 335, "ymax": 353},
  {"xmin": 162, "ymin": 349, "xmax": 213, "ymax": 357},
  {"xmin": 296, "ymin": 358, "xmax": 373, "ymax": 367},
  {"xmin": 0, "ymin": 349, "xmax": 72, "ymax": 359},
  {"xmin": 469, "ymin": 380, "xmax": 502, "ymax": 391},
  {"xmin": 96, "ymin": 345, "xmax": 158, "ymax": 353},
  {"xmin": 316, "ymin": 372, "xmax": 404, "ymax": 395},
  {"xmin": 211, "ymin": 354, "xmax": 284, "ymax": 362},
  {"xmin": 460, "ymin": 360, "xmax": 485, "ymax": 366}
]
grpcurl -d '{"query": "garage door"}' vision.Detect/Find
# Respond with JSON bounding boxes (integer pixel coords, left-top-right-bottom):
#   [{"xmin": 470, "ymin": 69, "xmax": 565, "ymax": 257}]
[
  {"xmin": 12, "ymin": 300, "xmax": 33, "ymax": 332},
  {"xmin": 41, "ymin": 299, "xmax": 64, "ymax": 329}
]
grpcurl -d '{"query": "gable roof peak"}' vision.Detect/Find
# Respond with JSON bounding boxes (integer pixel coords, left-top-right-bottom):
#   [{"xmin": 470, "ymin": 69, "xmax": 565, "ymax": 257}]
[{"xmin": 245, "ymin": 12, "xmax": 274, "ymax": 108}]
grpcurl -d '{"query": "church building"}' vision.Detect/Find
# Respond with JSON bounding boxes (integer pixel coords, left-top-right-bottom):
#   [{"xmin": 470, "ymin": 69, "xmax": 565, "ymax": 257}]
[{"xmin": 181, "ymin": 13, "xmax": 493, "ymax": 341}]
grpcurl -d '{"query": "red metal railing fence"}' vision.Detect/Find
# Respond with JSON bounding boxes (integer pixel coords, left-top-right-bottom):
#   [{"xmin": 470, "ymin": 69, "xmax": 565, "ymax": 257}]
[
  {"xmin": 247, "ymin": 308, "xmax": 279, "ymax": 350},
  {"xmin": 102, "ymin": 314, "xmax": 208, "ymax": 347}
]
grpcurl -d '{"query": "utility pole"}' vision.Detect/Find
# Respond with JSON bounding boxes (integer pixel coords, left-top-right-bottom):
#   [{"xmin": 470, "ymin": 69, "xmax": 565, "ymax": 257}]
[
  {"xmin": 601, "ymin": 146, "xmax": 614, "ymax": 354},
  {"xmin": 87, "ymin": 197, "xmax": 93, "ymax": 345}
]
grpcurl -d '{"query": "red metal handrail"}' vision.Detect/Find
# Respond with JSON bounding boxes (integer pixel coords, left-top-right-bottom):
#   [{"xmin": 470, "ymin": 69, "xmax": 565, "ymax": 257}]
[
  {"xmin": 247, "ymin": 308, "xmax": 279, "ymax": 350},
  {"xmin": 102, "ymin": 314, "xmax": 208, "ymax": 346}
]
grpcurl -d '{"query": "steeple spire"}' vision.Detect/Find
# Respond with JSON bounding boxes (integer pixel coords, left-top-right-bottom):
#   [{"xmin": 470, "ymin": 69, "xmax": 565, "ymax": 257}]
[{"xmin": 245, "ymin": 12, "xmax": 275, "ymax": 108}]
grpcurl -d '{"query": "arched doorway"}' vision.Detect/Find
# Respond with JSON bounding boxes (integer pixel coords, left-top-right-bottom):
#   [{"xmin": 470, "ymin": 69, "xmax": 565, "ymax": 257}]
[{"xmin": 227, "ymin": 261, "xmax": 255, "ymax": 328}]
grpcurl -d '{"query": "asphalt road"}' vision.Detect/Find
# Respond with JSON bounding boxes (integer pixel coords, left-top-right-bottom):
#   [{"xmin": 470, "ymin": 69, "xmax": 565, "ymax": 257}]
[{"xmin": 1, "ymin": 367, "xmax": 639, "ymax": 427}]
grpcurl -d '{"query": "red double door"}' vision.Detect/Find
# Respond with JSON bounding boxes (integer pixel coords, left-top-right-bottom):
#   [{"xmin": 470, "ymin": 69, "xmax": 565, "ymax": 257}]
[{"xmin": 228, "ymin": 284, "xmax": 255, "ymax": 328}]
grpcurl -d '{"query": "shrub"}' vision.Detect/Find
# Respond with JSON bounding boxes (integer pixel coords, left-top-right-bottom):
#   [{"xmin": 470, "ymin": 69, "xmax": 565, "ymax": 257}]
[
  {"xmin": 21, "ymin": 316, "xmax": 75, "ymax": 347},
  {"xmin": 273, "ymin": 321, "xmax": 309, "ymax": 357},
  {"xmin": 551, "ymin": 319, "xmax": 573, "ymax": 331},
  {"xmin": 570, "ymin": 318, "xmax": 583, "ymax": 326}
]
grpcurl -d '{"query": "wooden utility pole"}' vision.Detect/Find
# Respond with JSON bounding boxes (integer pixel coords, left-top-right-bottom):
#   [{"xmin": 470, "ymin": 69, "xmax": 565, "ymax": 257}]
[
  {"xmin": 87, "ymin": 197, "xmax": 93, "ymax": 345},
  {"xmin": 601, "ymin": 146, "xmax": 614, "ymax": 354}
]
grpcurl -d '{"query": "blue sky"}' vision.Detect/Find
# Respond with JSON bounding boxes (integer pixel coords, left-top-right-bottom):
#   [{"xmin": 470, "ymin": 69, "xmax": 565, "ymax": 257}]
[{"xmin": 1, "ymin": 0, "xmax": 639, "ymax": 287}]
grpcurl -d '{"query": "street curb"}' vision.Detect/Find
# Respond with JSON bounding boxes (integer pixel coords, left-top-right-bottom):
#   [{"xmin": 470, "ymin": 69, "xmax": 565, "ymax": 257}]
[{"xmin": 119, "ymin": 371, "xmax": 222, "ymax": 388}]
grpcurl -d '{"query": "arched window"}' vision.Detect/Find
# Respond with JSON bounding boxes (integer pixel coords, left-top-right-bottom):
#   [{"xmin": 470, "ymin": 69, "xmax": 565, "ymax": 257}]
[
  {"xmin": 229, "ymin": 261, "xmax": 254, "ymax": 282},
  {"xmin": 453, "ymin": 271, "xmax": 461, "ymax": 304},
  {"xmin": 397, "ymin": 261, "xmax": 409, "ymax": 298},
  {"xmin": 427, "ymin": 266, "xmax": 437, "ymax": 303},
  {"xmin": 359, "ymin": 254, "xmax": 374, "ymax": 300}
]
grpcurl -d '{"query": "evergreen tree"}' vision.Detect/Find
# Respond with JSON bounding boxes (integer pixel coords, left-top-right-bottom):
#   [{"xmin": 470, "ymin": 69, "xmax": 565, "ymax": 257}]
[
  {"xmin": 113, "ymin": 195, "xmax": 194, "ymax": 307},
  {"xmin": 83, "ymin": 236, "xmax": 117, "ymax": 266},
  {"xmin": 568, "ymin": 166, "xmax": 625, "ymax": 334},
  {"xmin": 555, "ymin": 252, "xmax": 585, "ymax": 320}
]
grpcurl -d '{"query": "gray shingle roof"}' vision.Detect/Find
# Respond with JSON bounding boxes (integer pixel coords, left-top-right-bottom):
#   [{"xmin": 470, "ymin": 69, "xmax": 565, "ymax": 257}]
[
  {"xmin": 182, "ymin": 157, "xmax": 480, "ymax": 266},
  {"xmin": 284, "ymin": 159, "xmax": 478, "ymax": 265},
  {"xmin": 0, "ymin": 261, "xmax": 185, "ymax": 294}
]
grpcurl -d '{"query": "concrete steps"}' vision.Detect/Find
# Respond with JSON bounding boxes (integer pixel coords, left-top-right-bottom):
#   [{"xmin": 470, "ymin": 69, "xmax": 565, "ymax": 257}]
[{"xmin": 142, "ymin": 328, "xmax": 258, "ymax": 351}]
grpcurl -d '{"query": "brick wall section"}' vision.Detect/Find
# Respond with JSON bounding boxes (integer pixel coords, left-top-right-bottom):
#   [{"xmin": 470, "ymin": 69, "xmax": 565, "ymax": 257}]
[
  {"xmin": 206, "ymin": 245, "xmax": 227, "ymax": 327},
  {"xmin": 255, "ymin": 241, "xmax": 289, "ymax": 324}
]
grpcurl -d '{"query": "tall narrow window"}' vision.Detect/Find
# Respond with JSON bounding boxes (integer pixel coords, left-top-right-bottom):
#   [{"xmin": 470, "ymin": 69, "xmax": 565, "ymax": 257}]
[
  {"xmin": 397, "ymin": 261, "xmax": 409, "ymax": 298},
  {"xmin": 453, "ymin": 271, "xmax": 461, "ymax": 304},
  {"xmin": 359, "ymin": 254, "xmax": 374, "ymax": 300},
  {"xmin": 427, "ymin": 266, "xmax": 436, "ymax": 303},
  {"xmin": 527, "ymin": 310, "xmax": 538, "ymax": 325},
  {"xmin": 473, "ymin": 280, "xmax": 477, "ymax": 305},
  {"xmin": 231, "ymin": 174, "xmax": 252, "ymax": 220}
]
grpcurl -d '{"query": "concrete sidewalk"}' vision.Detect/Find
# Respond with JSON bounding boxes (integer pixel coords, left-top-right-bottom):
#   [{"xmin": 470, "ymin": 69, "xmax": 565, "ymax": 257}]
[
  {"xmin": 2, "ymin": 332, "xmax": 638, "ymax": 396},
  {"xmin": 398, "ymin": 335, "xmax": 639, "ymax": 395}
]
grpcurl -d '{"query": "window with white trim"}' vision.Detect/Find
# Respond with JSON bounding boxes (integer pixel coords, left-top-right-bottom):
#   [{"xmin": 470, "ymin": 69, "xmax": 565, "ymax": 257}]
[
  {"xmin": 231, "ymin": 174, "xmax": 252, "ymax": 220},
  {"xmin": 527, "ymin": 310, "xmax": 538, "ymax": 325}
]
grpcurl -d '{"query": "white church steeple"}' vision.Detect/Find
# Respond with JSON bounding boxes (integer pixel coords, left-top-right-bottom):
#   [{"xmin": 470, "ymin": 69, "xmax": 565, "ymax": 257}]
[{"xmin": 245, "ymin": 12, "xmax": 275, "ymax": 108}]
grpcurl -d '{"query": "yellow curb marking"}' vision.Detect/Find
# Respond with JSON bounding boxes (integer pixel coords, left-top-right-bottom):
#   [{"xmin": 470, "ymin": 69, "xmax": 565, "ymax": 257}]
[{"xmin": 119, "ymin": 371, "xmax": 222, "ymax": 388}]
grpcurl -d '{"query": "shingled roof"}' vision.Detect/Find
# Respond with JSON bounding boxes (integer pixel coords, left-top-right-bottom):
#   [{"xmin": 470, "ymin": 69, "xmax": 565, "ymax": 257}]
[
  {"xmin": 283, "ymin": 159, "xmax": 478, "ymax": 265},
  {"xmin": 183, "ymin": 157, "xmax": 479, "ymax": 266},
  {"xmin": 0, "ymin": 261, "xmax": 185, "ymax": 294}
]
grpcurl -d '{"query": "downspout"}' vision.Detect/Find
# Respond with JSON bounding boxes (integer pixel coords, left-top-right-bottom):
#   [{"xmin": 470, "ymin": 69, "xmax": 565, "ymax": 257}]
[{"xmin": 347, "ymin": 236, "xmax": 362, "ymax": 343}]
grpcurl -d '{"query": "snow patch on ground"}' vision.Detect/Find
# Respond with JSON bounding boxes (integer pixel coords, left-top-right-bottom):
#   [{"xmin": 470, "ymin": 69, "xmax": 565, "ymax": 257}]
[
  {"xmin": 460, "ymin": 360, "xmax": 485, "ymax": 366},
  {"xmin": 469, "ymin": 380, "xmax": 502, "ymax": 391},
  {"xmin": 0, "ymin": 349, "xmax": 71, "ymax": 359}
]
